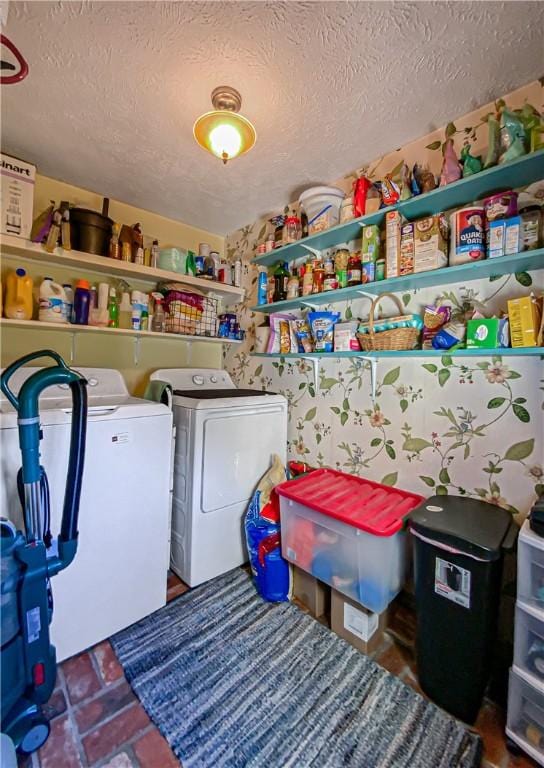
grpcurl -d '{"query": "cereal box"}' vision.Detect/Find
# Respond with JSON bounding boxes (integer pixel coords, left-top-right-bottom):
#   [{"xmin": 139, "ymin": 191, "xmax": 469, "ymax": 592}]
[{"xmin": 414, "ymin": 214, "xmax": 448, "ymax": 273}]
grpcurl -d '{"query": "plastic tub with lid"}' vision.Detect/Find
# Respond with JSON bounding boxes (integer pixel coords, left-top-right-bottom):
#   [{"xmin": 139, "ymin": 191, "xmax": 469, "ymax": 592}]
[
  {"xmin": 275, "ymin": 468, "xmax": 423, "ymax": 613},
  {"xmin": 299, "ymin": 186, "xmax": 345, "ymax": 235}
]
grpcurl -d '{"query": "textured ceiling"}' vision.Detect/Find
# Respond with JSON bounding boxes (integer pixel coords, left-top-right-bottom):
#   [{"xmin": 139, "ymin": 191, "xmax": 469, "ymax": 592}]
[{"xmin": 2, "ymin": 1, "xmax": 543, "ymax": 235}]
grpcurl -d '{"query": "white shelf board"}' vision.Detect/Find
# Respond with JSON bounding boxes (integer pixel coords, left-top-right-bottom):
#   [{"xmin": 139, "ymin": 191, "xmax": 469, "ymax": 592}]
[
  {"xmin": 0, "ymin": 317, "xmax": 241, "ymax": 345},
  {"xmin": 0, "ymin": 234, "xmax": 245, "ymax": 307}
]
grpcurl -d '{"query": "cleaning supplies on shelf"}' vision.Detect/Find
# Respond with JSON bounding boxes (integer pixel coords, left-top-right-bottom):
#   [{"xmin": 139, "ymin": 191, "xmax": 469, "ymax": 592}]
[
  {"xmin": 39, "ymin": 277, "xmax": 67, "ymax": 323},
  {"xmin": 107, "ymin": 287, "xmax": 119, "ymax": 328},
  {"xmin": 4, "ymin": 268, "xmax": 33, "ymax": 320},
  {"xmin": 62, "ymin": 283, "xmax": 74, "ymax": 323},
  {"xmin": 73, "ymin": 279, "xmax": 91, "ymax": 325}
]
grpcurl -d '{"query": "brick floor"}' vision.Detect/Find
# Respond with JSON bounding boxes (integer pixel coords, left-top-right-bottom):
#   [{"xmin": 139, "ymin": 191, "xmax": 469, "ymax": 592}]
[{"xmin": 18, "ymin": 572, "xmax": 537, "ymax": 768}]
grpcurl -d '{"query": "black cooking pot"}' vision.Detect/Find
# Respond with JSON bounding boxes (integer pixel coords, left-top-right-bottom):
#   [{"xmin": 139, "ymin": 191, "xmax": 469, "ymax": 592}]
[{"xmin": 70, "ymin": 198, "xmax": 113, "ymax": 256}]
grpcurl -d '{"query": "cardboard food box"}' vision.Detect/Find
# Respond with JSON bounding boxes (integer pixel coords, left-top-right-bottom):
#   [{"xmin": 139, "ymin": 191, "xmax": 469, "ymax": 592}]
[
  {"xmin": 1, "ymin": 153, "xmax": 36, "ymax": 240},
  {"xmin": 413, "ymin": 214, "xmax": 448, "ymax": 273},
  {"xmin": 361, "ymin": 224, "xmax": 380, "ymax": 263},
  {"xmin": 293, "ymin": 567, "xmax": 330, "ymax": 618},
  {"xmin": 466, "ymin": 318, "xmax": 510, "ymax": 349},
  {"xmin": 507, "ymin": 296, "xmax": 543, "ymax": 348},
  {"xmin": 504, "ymin": 216, "xmax": 522, "ymax": 256},
  {"xmin": 334, "ymin": 321, "xmax": 360, "ymax": 352},
  {"xmin": 487, "ymin": 219, "xmax": 506, "ymax": 259},
  {"xmin": 330, "ymin": 588, "xmax": 388, "ymax": 655},
  {"xmin": 399, "ymin": 222, "xmax": 415, "ymax": 276},
  {"xmin": 385, "ymin": 211, "xmax": 404, "ymax": 279}
]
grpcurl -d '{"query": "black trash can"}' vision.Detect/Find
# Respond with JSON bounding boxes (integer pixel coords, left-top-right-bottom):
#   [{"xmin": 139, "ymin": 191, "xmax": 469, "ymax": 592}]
[{"xmin": 410, "ymin": 495, "xmax": 518, "ymax": 723}]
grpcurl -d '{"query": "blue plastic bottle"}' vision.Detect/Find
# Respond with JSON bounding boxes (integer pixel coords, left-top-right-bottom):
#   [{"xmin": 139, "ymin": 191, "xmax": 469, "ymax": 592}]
[
  {"xmin": 73, "ymin": 279, "xmax": 91, "ymax": 325},
  {"xmin": 257, "ymin": 267, "xmax": 268, "ymax": 305}
]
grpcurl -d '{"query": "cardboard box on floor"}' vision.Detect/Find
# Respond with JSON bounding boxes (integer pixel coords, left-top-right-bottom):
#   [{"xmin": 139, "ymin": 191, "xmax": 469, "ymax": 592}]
[
  {"xmin": 293, "ymin": 566, "xmax": 330, "ymax": 617},
  {"xmin": 331, "ymin": 588, "xmax": 388, "ymax": 655}
]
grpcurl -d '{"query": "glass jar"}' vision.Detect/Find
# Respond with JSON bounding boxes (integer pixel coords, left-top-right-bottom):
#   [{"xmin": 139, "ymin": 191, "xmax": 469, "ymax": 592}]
[
  {"xmin": 520, "ymin": 205, "xmax": 541, "ymax": 250},
  {"xmin": 339, "ymin": 196, "xmax": 354, "ymax": 224},
  {"xmin": 302, "ymin": 263, "xmax": 313, "ymax": 296},
  {"xmin": 312, "ymin": 259, "xmax": 325, "ymax": 294},
  {"xmin": 284, "ymin": 216, "xmax": 301, "ymax": 244},
  {"xmin": 287, "ymin": 274, "xmax": 300, "ymax": 299},
  {"xmin": 323, "ymin": 256, "xmax": 338, "ymax": 291},
  {"xmin": 335, "ymin": 248, "xmax": 350, "ymax": 288},
  {"xmin": 347, "ymin": 251, "xmax": 362, "ymax": 286}
]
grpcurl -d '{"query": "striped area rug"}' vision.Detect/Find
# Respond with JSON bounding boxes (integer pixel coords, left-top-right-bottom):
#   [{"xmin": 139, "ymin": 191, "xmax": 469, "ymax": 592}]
[{"xmin": 111, "ymin": 569, "xmax": 481, "ymax": 768}]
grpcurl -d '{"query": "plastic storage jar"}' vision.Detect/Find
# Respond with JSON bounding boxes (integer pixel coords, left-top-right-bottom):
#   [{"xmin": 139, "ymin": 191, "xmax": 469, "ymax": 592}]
[
  {"xmin": 158, "ymin": 247, "xmax": 187, "ymax": 274},
  {"xmin": 275, "ymin": 468, "xmax": 423, "ymax": 613},
  {"xmin": 299, "ymin": 186, "xmax": 345, "ymax": 235}
]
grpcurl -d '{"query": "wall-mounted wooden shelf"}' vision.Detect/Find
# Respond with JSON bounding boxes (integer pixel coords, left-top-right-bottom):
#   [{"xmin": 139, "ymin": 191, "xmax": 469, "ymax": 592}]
[
  {"xmin": 1, "ymin": 235, "xmax": 245, "ymax": 307},
  {"xmin": 251, "ymin": 149, "xmax": 544, "ymax": 267}
]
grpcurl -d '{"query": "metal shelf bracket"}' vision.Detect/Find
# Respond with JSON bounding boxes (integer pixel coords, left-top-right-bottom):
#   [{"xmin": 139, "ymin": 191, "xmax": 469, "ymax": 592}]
[
  {"xmin": 356, "ymin": 355, "xmax": 378, "ymax": 400},
  {"xmin": 299, "ymin": 243, "xmax": 322, "ymax": 259},
  {"xmin": 133, "ymin": 336, "xmax": 140, "ymax": 366},
  {"xmin": 302, "ymin": 356, "xmax": 320, "ymax": 389},
  {"xmin": 69, "ymin": 332, "xmax": 76, "ymax": 363}
]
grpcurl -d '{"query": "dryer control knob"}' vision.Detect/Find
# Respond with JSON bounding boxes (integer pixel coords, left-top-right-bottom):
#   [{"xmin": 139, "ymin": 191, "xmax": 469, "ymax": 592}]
[
  {"xmin": 210, "ymin": 375, "xmax": 218, "ymax": 383},
  {"xmin": 192, "ymin": 375, "xmax": 204, "ymax": 385}
]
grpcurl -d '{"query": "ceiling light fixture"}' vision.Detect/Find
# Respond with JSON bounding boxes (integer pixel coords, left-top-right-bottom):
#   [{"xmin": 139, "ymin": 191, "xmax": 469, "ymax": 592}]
[{"xmin": 193, "ymin": 86, "xmax": 256, "ymax": 164}]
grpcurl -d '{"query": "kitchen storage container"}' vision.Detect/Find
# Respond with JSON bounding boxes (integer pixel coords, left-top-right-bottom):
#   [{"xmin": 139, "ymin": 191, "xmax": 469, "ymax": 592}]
[
  {"xmin": 158, "ymin": 247, "xmax": 187, "ymax": 274},
  {"xmin": 514, "ymin": 601, "xmax": 544, "ymax": 686},
  {"xmin": 299, "ymin": 186, "xmax": 345, "ymax": 235},
  {"xmin": 507, "ymin": 668, "xmax": 544, "ymax": 766},
  {"xmin": 410, "ymin": 495, "xmax": 518, "ymax": 723},
  {"xmin": 70, "ymin": 206, "xmax": 113, "ymax": 256},
  {"xmin": 518, "ymin": 520, "xmax": 544, "ymax": 610},
  {"xmin": 357, "ymin": 293, "xmax": 421, "ymax": 352},
  {"xmin": 276, "ymin": 469, "xmax": 422, "ymax": 613}
]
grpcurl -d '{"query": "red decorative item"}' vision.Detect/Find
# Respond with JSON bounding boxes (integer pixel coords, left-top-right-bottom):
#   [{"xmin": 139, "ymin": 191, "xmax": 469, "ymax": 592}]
[
  {"xmin": 1, "ymin": 34, "xmax": 29, "ymax": 84},
  {"xmin": 352, "ymin": 176, "xmax": 372, "ymax": 217}
]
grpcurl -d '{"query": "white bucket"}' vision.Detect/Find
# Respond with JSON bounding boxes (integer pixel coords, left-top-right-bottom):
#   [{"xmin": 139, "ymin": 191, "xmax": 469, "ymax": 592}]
[
  {"xmin": 299, "ymin": 186, "xmax": 345, "ymax": 235},
  {"xmin": 39, "ymin": 278, "xmax": 67, "ymax": 323}
]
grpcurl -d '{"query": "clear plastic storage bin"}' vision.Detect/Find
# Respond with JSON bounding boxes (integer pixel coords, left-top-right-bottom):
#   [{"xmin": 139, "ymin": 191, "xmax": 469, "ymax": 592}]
[
  {"xmin": 507, "ymin": 668, "xmax": 544, "ymax": 765},
  {"xmin": 276, "ymin": 469, "xmax": 423, "ymax": 614},
  {"xmin": 518, "ymin": 520, "xmax": 544, "ymax": 610},
  {"xmin": 514, "ymin": 601, "xmax": 544, "ymax": 686}
]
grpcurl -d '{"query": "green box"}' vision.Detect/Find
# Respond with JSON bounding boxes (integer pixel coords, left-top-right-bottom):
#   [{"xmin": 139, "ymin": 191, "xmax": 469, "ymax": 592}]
[{"xmin": 466, "ymin": 318, "xmax": 510, "ymax": 349}]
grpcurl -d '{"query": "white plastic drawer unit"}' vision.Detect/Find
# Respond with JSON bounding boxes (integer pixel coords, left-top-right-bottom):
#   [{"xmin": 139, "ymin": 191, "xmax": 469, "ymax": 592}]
[
  {"xmin": 514, "ymin": 602, "xmax": 544, "ymax": 686},
  {"xmin": 518, "ymin": 520, "xmax": 544, "ymax": 610},
  {"xmin": 275, "ymin": 469, "xmax": 423, "ymax": 614},
  {"xmin": 507, "ymin": 668, "xmax": 544, "ymax": 766}
]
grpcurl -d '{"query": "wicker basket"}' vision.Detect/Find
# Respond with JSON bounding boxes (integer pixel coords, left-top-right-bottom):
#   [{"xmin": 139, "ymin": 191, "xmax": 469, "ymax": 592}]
[{"xmin": 357, "ymin": 292, "xmax": 420, "ymax": 352}]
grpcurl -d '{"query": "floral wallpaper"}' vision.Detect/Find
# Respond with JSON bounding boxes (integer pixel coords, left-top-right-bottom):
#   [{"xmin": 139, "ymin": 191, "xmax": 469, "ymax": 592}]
[{"xmin": 225, "ymin": 80, "xmax": 544, "ymax": 518}]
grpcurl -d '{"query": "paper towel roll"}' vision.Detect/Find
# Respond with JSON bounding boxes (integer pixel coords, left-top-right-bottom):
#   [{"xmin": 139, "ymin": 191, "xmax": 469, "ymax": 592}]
[{"xmin": 98, "ymin": 282, "xmax": 110, "ymax": 310}]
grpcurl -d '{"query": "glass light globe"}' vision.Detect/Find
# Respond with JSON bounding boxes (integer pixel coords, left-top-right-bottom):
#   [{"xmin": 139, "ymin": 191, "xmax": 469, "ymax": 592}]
[{"xmin": 209, "ymin": 123, "xmax": 242, "ymax": 161}]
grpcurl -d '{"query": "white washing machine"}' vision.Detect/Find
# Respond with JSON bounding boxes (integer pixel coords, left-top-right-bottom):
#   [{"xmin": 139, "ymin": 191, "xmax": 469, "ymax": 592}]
[
  {"xmin": 0, "ymin": 367, "xmax": 172, "ymax": 661},
  {"xmin": 150, "ymin": 368, "xmax": 288, "ymax": 587}
]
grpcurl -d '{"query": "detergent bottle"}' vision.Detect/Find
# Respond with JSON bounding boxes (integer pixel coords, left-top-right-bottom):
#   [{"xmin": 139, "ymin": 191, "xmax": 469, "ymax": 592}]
[
  {"xmin": 39, "ymin": 277, "xmax": 67, "ymax": 323},
  {"xmin": 4, "ymin": 268, "xmax": 34, "ymax": 320}
]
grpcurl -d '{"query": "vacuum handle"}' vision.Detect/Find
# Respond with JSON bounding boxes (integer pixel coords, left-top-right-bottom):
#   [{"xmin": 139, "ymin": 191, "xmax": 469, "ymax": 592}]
[
  {"xmin": 1, "ymin": 349, "xmax": 68, "ymax": 409},
  {"xmin": 60, "ymin": 378, "xmax": 87, "ymax": 545}
]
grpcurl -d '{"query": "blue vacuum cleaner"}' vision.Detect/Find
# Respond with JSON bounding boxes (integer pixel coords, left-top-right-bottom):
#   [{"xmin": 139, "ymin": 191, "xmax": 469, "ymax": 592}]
[{"xmin": 1, "ymin": 350, "xmax": 87, "ymax": 755}]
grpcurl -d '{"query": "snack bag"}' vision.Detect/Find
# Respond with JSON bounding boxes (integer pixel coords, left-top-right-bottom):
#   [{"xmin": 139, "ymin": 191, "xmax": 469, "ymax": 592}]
[
  {"xmin": 267, "ymin": 313, "xmax": 296, "ymax": 353},
  {"xmin": 308, "ymin": 311, "xmax": 341, "ymax": 352},
  {"xmin": 293, "ymin": 318, "xmax": 314, "ymax": 352},
  {"xmin": 422, "ymin": 305, "xmax": 451, "ymax": 349},
  {"xmin": 245, "ymin": 455, "xmax": 292, "ymax": 602}
]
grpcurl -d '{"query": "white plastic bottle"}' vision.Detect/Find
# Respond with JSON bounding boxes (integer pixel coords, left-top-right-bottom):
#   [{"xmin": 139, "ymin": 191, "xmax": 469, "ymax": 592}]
[
  {"xmin": 131, "ymin": 290, "xmax": 142, "ymax": 331},
  {"xmin": 62, "ymin": 283, "xmax": 74, "ymax": 323},
  {"xmin": 39, "ymin": 277, "xmax": 67, "ymax": 323}
]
